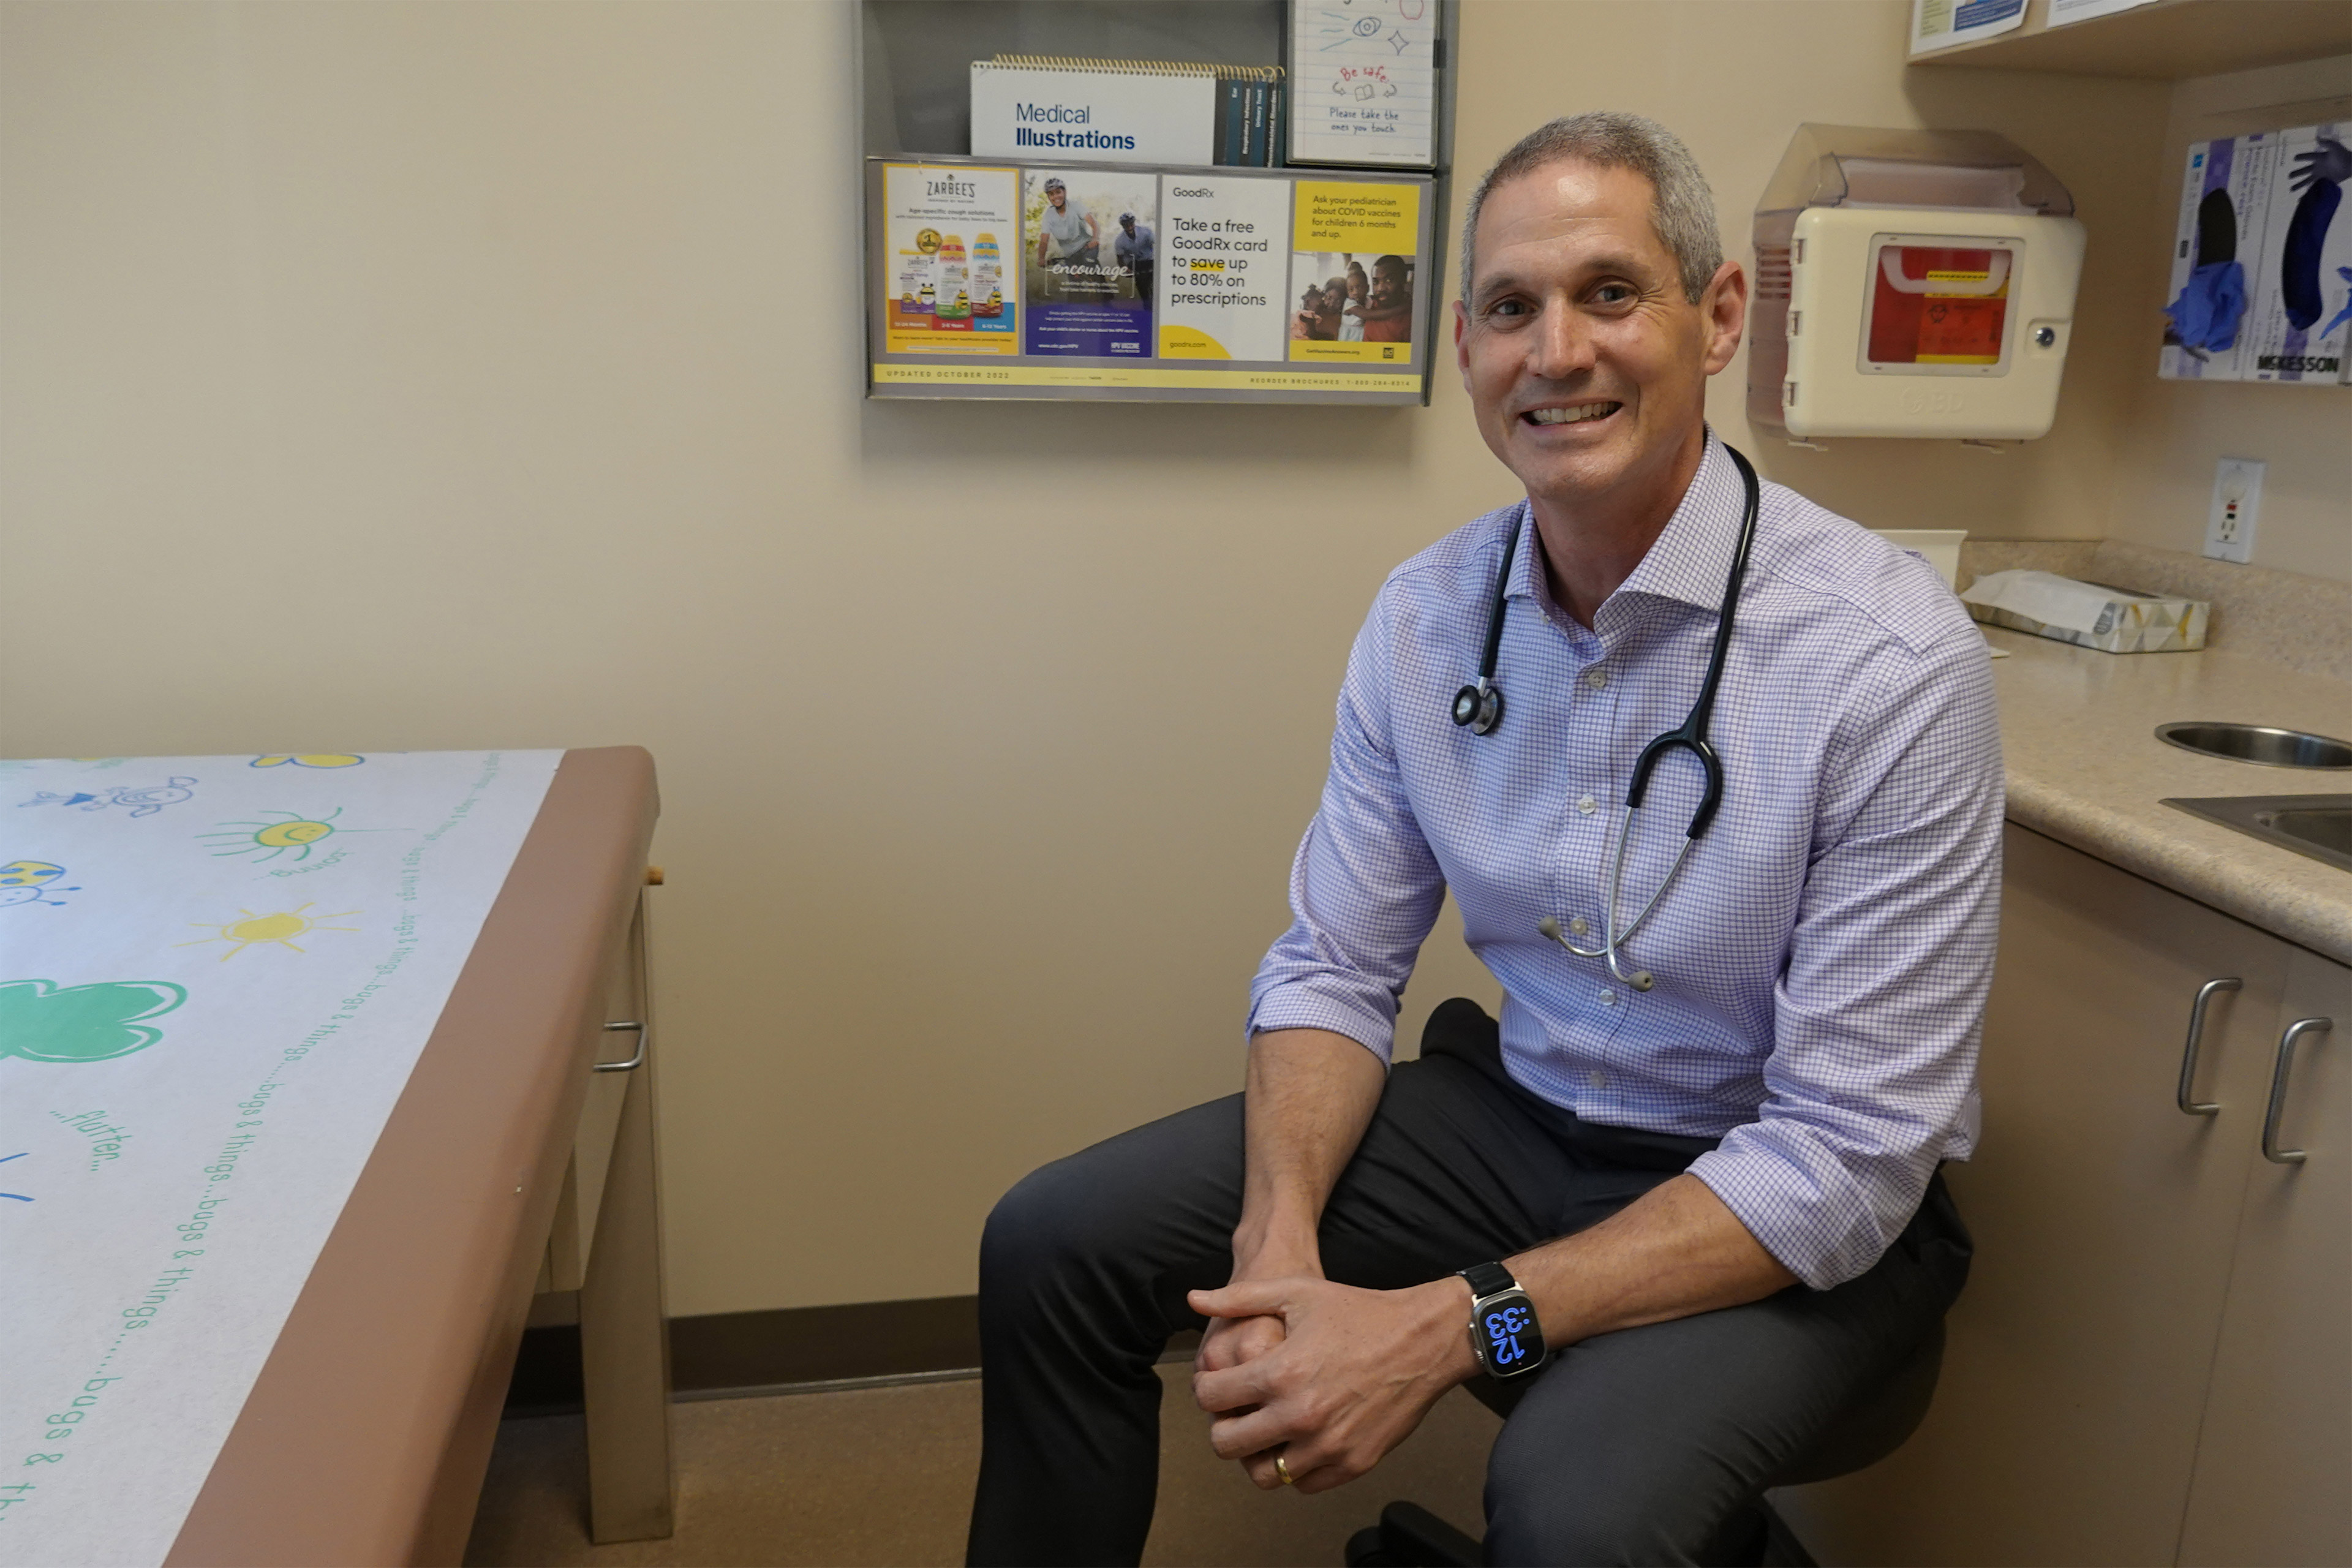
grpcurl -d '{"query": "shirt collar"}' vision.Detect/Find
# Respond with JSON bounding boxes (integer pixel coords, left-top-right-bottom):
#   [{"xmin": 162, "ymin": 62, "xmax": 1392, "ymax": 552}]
[{"xmin": 1503, "ymin": 431, "xmax": 1748, "ymax": 622}]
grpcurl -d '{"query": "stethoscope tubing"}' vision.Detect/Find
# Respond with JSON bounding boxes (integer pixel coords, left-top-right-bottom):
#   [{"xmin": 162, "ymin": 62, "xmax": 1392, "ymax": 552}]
[
  {"xmin": 1462, "ymin": 440, "xmax": 1765, "ymax": 993},
  {"xmin": 1549, "ymin": 805, "xmax": 1696, "ymax": 990}
]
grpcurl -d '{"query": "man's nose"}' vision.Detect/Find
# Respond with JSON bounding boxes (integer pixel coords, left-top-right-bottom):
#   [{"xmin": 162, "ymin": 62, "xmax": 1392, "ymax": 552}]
[{"xmin": 1525, "ymin": 304, "xmax": 1597, "ymax": 381}]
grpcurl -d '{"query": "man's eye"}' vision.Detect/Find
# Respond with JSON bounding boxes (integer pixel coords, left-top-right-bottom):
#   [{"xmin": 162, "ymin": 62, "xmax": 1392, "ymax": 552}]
[
  {"xmin": 1593, "ymin": 284, "xmax": 1634, "ymax": 304},
  {"xmin": 1487, "ymin": 299, "xmax": 1529, "ymax": 318}
]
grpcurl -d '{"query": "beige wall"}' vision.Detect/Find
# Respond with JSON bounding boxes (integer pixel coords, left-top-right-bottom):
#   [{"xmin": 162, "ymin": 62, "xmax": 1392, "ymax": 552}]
[
  {"xmin": 2, "ymin": 1, "xmax": 2177, "ymax": 1317},
  {"xmin": 2103, "ymin": 53, "xmax": 2352, "ymax": 582}
]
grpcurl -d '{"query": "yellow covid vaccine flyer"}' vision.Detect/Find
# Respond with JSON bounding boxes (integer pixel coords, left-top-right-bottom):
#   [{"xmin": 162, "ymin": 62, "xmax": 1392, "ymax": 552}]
[{"xmin": 1287, "ymin": 182, "xmax": 1420, "ymax": 363}]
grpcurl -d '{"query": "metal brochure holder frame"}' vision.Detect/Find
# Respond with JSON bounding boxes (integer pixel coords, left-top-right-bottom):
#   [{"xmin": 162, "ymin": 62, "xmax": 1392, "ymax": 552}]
[{"xmin": 855, "ymin": 0, "xmax": 1461, "ymax": 406}]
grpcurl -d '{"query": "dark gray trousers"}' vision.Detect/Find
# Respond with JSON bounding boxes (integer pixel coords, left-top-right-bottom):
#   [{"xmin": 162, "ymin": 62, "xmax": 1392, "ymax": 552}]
[{"xmin": 967, "ymin": 1000, "xmax": 1970, "ymax": 1567}]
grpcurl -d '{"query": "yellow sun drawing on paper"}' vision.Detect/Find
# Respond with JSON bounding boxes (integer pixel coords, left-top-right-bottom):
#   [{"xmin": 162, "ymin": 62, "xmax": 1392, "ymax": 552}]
[
  {"xmin": 176, "ymin": 903, "xmax": 360, "ymax": 961},
  {"xmin": 196, "ymin": 807, "xmax": 390, "ymax": 864}
]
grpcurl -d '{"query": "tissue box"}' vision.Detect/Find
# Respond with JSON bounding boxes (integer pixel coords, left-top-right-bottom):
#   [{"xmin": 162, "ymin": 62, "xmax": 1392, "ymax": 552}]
[{"xmin": 1961, "ymin": 570, "xmax": 2209, "ymax": 654}]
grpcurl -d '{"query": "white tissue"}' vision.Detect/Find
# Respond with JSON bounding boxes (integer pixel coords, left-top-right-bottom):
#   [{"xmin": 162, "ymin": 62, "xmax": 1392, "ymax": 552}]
[{"xmin": 1958, "ymin": 570, "xmax": 2135, "ymax": 636}]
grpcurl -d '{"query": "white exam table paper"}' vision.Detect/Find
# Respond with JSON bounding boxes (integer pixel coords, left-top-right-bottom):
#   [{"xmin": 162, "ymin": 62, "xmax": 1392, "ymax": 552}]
[{"xmin": 0, "ymin": 749, "xmax": 560, "ymax": 1566}]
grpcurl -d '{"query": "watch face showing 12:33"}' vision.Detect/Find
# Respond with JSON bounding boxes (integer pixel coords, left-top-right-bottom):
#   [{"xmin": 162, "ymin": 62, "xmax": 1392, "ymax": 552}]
[{"xmin": 1484, "ymin": 1300, "xmax": 1538, "ymax": 1370}]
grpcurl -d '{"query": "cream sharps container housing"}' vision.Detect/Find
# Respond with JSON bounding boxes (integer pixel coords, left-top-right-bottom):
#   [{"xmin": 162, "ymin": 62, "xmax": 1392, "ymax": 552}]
[{"xmin": 1749, "ymin": 126, "xmax": 2086, "ymax": 442}]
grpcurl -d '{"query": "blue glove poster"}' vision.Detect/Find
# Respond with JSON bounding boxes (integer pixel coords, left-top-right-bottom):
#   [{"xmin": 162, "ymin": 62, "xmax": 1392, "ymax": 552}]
[
  {"xmin": 2247, "ymin": 124, "xmax": 2351, "ymax": 383},
  {"xmin": 2162, "ymin": 123, "xmax": 2352, "ymax": 384}
]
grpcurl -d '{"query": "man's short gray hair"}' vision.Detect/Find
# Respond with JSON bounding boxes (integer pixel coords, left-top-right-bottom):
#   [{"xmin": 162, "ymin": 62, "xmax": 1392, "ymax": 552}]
[{"xmin": 1459, "ymin": 113, "xmax": 1723, "ymax": 305}]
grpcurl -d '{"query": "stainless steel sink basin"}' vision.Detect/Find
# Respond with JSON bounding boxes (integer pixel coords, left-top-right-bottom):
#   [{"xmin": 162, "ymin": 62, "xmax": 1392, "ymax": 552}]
[
  {"xmin": 2155, "ymin": 722, "xmax": 2352, "ymax": 769},
  {"xmin": 2163, "ymin": 794, "xmax": 2352, "ymax": 873}
]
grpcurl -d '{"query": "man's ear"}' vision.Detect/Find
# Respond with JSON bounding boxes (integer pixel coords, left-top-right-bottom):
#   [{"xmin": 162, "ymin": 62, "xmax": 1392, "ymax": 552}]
[
  {"xmin": 1453, "ymin": 299, "xmax": 1472, "ymax": 390},
  {"xmin": 1699, "ymin": 260, "xmax": 1747, "ymax": 376}
]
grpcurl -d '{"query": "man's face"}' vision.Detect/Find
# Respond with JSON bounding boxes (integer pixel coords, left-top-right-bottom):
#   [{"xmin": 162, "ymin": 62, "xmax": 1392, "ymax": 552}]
[
  {"xmin": 1047, "ymin": 186, "xmax": 1066, "ymax": 209},
  {"xmin": 1372, "ymin": 260, "xmax": 1404, "ymax": 307},
  {"xmin": 1453, "ymin": 160, "xmax": 1743, "ymax": 511},
  {"xmin": 1120, "ymin": 217, "xmax": 1135, "ymax": 233}
]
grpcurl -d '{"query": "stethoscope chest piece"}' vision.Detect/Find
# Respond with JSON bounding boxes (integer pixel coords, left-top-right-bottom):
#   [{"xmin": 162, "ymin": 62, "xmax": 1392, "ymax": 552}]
[
  {"xmin": 1448, "ymin": 502, "xmax": 1526, "ymax": 738},
  {"xmin": 1452, "ymin": 680, "xmax": 1504, "ymax": 735}
]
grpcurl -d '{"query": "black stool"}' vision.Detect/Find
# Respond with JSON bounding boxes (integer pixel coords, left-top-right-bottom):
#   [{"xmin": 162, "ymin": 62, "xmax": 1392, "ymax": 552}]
[{"xmin": 1344, "ymin": 1319, "xmax": 1945, "ymax": 1567}]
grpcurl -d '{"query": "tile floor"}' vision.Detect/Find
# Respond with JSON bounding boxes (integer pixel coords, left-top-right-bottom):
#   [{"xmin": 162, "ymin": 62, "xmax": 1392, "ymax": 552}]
[{"xmin": 464, "ymin": 1365, "xmax": 1499, "ymax": 1567}]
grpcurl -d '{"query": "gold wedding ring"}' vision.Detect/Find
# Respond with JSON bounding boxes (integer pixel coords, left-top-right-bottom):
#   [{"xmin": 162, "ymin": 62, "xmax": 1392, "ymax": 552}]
[{"xmin": 1274, "ymin": 1452, "xmax": 1296, "ymax": 1487}]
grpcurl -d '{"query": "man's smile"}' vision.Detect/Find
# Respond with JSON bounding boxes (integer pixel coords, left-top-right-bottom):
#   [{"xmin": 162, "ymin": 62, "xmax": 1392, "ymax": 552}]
[{"xmin": 1522, "ymin": 399, "xmax": 1624, "ymax": 427}]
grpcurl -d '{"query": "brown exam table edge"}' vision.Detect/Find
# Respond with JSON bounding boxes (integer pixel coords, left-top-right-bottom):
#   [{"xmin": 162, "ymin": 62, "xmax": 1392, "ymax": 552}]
[{"xmin": 164, "ymin": 745, "xmax": 663, "ymax": 1566}]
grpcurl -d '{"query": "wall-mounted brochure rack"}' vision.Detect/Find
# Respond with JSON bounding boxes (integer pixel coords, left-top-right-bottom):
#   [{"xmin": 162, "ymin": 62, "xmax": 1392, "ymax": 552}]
[
  {"xmin": 858, "ymin": 0, "xmax": 1458, "ymax": 405},
  {"xmin": 867, "ymin": 156, "xmax": 1436, "ymax": 404}
]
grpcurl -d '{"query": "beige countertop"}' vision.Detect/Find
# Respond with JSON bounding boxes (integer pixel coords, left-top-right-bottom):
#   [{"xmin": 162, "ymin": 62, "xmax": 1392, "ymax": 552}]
[{"xmin": 1987, "ymin": 624, "xmax": 2352, "ymax": 967}]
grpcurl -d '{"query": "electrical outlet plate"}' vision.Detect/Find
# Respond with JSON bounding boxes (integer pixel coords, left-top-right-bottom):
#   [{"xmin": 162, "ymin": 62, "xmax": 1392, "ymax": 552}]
[{"xmin": 2206, "ymin": 457, "xmax": 2264, "ymax": 564}]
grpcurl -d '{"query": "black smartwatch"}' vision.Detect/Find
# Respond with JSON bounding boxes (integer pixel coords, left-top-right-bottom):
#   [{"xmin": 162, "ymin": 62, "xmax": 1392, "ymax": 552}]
[{"xmin": 1458, "ymin": 1261, "xmax": 1547, "ymax": 1378}]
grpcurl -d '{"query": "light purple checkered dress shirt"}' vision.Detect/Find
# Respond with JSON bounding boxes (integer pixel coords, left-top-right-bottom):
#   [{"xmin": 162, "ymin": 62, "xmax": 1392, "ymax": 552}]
[{"xmin": 1247, "ymin": 435, "xmax": 2003, "ymax": 1289}]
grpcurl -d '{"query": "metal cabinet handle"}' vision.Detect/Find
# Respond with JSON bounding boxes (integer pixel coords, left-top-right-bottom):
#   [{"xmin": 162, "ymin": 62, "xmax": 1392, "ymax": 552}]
[
  {"xmin": 2177, "ymin": 978, "xmax": 2241, "ymax": 1115},
  {"xmin": 595, "ymin": 1020, "xmax": 647, "ymax": 1072},
  {"xmin": 2260, "ymin": 1017, "xmax": 2331, "ymax": 1165}
]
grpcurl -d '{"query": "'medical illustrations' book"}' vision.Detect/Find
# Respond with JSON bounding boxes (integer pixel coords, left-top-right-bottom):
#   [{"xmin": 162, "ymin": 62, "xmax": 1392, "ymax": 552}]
[{"xmin": 970, "ymin": 57, "xmax": 1284, "ymax": 170}]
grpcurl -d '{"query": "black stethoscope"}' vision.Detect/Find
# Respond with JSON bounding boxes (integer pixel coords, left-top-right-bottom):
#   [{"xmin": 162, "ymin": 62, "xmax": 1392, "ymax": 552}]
[{"xmin": 1449, "ymin": 442, "xmax": 1763, "ymax": 993}]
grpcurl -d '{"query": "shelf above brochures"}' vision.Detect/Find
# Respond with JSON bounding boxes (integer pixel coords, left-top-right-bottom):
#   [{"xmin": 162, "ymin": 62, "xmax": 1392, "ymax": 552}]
[{"xmin": 866, "ymin": 156, "xmax": 1438, "ymax": 404}]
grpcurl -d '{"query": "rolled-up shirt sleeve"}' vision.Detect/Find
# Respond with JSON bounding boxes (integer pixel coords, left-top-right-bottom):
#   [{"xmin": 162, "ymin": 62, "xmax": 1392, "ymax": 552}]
[
  {"xmin": 1247, "ymin": 584, "xmax": 1446, "ymax": 1063},
  {"xmin": 1686, "ymin": 622, "xmax": 2004, "ymax": 1289}
]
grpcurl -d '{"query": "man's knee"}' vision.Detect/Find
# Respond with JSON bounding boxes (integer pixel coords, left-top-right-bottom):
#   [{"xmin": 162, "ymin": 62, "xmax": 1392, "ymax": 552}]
[
  {"xmin": 978, "ymin": 1155, "xmax": 1108, "ymax": 1298},
  {"xmin": 976, "ymin": 1096, "xmax": 1243, "ymax": 1358},
  {"xmin": 979, "ymin": 1101, "xmax": 1237, "ymax": 1297}
]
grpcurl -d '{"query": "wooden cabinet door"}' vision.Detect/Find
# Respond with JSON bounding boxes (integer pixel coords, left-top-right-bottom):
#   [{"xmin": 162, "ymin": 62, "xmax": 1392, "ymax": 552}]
[
  {"xmin": 2178, "ymin": 948, "xmax": 2351, "ymax": 1567},
  {"xmin": 1777, "ymin": 825, "xmax": 2288, "ymax": 1567}
]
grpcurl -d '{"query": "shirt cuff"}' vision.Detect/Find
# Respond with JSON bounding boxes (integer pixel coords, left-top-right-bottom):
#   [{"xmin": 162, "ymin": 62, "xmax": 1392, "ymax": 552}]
[
  {"xmin": 1245, "ymin": 981, "xmax": 1396, "ymax": 1065},
  {"xmin": 1683, "ymin": 1135, "xmax": 1917, "ymax": 1291}
]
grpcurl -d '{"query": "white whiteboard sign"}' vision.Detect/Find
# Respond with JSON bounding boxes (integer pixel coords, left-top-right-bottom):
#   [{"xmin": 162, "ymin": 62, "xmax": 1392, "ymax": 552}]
[{"xmin": 1287, "ymin": 0, "xmax": 1438, "ymax": 169}]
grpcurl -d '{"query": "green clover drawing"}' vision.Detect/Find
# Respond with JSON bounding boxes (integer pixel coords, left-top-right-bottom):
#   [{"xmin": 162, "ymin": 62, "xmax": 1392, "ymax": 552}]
[{"xmin": 0, "ymin": 979, "xmax": 188, "ymax": 1063}]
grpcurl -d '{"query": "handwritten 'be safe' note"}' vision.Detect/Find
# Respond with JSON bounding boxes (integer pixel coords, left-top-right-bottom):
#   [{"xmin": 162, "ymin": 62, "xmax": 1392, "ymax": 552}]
[{"xmin": 1286, "ymin": 0, "xmax": 1438, "ymax": 169}]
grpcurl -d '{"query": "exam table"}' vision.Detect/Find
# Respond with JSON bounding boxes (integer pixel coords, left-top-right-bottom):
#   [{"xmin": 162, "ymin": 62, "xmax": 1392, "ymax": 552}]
[{"xmin": 162, "ymin": 745, "xmax": 670, "ymax": 1565}]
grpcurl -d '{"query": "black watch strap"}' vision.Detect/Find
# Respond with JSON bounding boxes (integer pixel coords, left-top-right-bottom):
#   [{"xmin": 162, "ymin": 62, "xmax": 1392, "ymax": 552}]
[{"xmin": 1459, "ymin": 1261, "xmax": 1517, "ymax": 1298}]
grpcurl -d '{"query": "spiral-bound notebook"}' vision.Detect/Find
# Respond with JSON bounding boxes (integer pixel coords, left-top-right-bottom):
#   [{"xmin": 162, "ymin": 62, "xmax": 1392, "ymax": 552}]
[{"xmin": 970, "ymin": 56, "xmax": 1286, "ymax": 169}]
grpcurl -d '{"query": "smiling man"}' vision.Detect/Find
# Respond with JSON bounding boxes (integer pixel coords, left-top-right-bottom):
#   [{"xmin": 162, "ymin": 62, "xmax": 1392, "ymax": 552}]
[{"xmin": 967, "ymin": 114, "xmax": 2002, "ymax": 1566}]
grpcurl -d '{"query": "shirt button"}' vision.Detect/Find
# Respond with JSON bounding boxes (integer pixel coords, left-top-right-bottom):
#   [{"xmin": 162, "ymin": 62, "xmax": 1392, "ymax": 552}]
[
  {"xmin": 1598, "ymin": 989, "xmax": 1616, "ymax": 1006},
  {"xmin": 1576, "ymin": 794, "xmax": 1597, "ymax": 816},
  {"xmin": 1588, "ymin": 1069, "xmax": 1608, "ymax": 1088},
  {"xmin": 1567, "ymin": 916, "xmax": 1590, "ymax": 937},
  {"xmin": 1585, "ymin": 668, "xmax": 1608, "ymax": 690}
]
